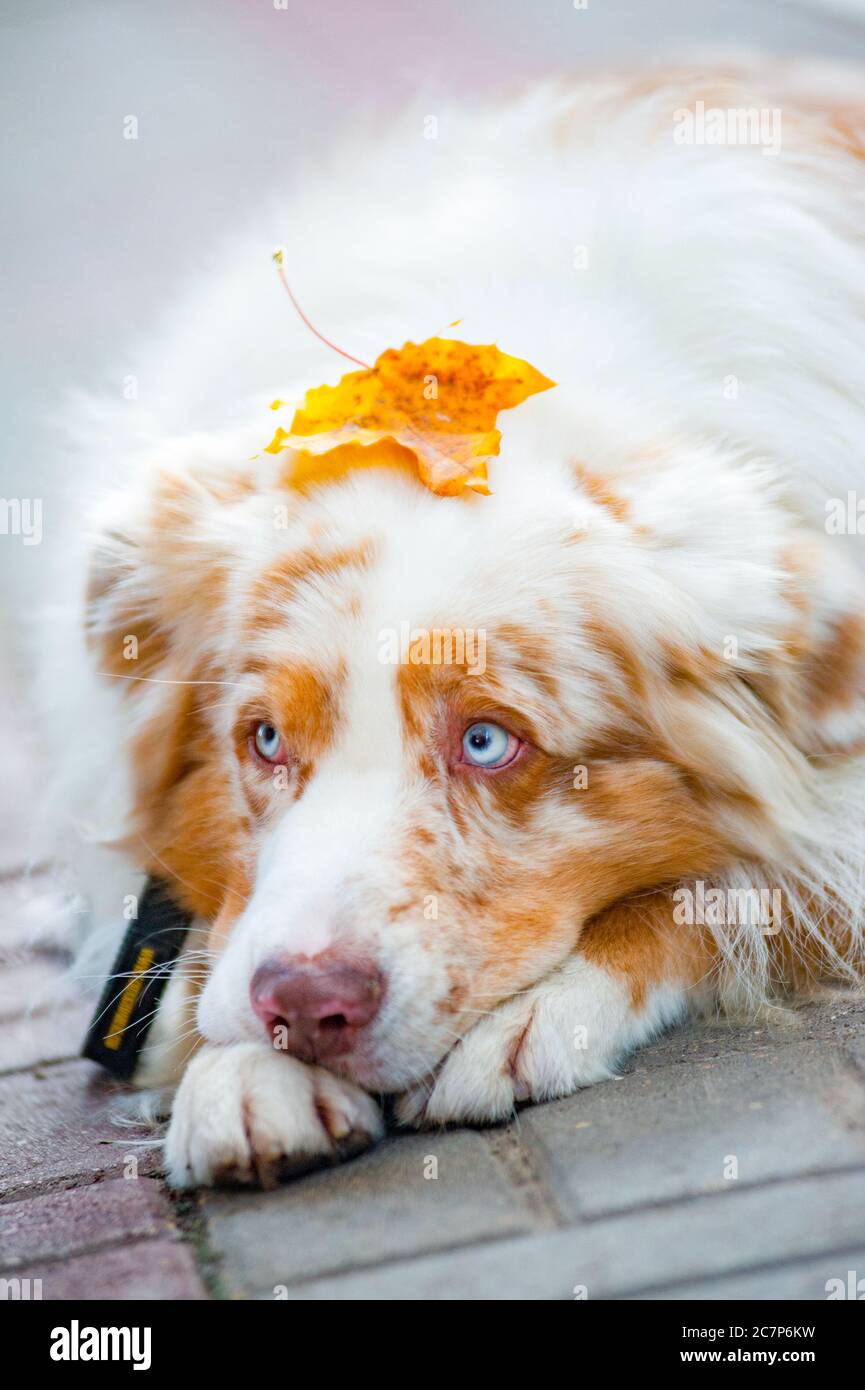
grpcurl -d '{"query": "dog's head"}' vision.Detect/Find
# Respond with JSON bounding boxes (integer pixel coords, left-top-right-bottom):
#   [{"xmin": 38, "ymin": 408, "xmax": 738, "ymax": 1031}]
[{"xmin": 86, "ymin": 430, "xmax": 865, "ymax": 1089}]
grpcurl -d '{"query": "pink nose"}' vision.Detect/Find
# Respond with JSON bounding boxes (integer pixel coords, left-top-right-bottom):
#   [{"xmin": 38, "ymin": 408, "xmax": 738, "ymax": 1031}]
[{"xmin": 250, "ymin": 955, "xmax": 384, "ymax": 1062}]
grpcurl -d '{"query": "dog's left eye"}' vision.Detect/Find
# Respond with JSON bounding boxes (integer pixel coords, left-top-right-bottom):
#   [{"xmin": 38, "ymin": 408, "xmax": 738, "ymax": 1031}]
[
  {"xmin": 461, "ymin": 721, "xmax": 520, "ymax": 769},
  {"xmin": 253, "ymin": 721, "xmax": 285, "ymax": 764}
]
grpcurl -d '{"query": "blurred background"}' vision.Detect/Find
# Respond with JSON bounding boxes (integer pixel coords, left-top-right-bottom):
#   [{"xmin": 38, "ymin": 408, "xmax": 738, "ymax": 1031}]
[{"xmin": 2, "ymin": 0, "xmax": 865, "ymax": 485}]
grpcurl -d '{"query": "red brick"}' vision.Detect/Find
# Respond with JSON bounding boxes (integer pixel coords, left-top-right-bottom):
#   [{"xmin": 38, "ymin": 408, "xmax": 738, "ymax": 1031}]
[
  {"xmin": 0, "ymin": 1177, "xmax": 175, "ymax": 1268},
  {"xmin": 8, "ymin": 1239, "xmax": 206, "ymax": 1300},
  {"xmin": 0, "ymin": 1061, "xmax": 161, "ymax": 1199}
]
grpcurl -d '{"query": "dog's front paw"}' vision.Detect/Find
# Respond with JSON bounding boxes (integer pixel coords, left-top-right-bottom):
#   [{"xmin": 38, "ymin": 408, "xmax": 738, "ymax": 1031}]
[
  {"xmin": 164, "ymin": 1042, "xmax": 383, "ymax": 1189},
  {"xmin": 395, "ymin": 1006, "xmax": 525, "ymax": 1128},
  {"xmin": 396, "ymin": 958, "xmax": 663, "ymax": 1128}
]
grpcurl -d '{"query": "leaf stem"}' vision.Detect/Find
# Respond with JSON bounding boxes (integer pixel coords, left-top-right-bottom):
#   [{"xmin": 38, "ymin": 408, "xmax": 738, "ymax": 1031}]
[{"xmin": 272, "ymin": 248, "xmax": 372, "ymax": 370}]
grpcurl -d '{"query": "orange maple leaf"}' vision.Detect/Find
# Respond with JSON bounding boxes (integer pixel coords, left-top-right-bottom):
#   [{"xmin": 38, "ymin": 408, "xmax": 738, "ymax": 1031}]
[{"xmin": 263, "ymin": 338, "xmax": 555, "ymax": 498}]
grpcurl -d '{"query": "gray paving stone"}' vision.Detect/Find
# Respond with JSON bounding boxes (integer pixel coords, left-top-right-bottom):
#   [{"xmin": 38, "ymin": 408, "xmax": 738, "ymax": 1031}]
[
  {"xmin": 273, "ymin": 1169, "xmax": 865, "ymax": 1300},
  {"xmin": 629, "ymin": 1018, "xmax": 785, "ymax": 1070},
  {"xmin": 647, "ymin": 1251, "xmax": 865, "ymax": 1301},
  {"xmin": 205, "ymin": 1129, "xmax": 538, "ymax": 1296},
  {"xmin": 617, "ymin": 998, "xmax": 865, "ymax": 1069},
  {"xmin": 841, "ymin": 1018, "xmax": 865, "ymax": 1079},
  {"xmin": 517, "ymin": 1041, "xmax": 865, "ymax": 1219}
]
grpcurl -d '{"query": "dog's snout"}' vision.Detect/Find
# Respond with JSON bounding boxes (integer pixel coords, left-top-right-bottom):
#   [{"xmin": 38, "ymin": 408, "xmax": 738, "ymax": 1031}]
[{"xmin": 250, "ymin": 955, "xmax": 384, "ymax": 1061}]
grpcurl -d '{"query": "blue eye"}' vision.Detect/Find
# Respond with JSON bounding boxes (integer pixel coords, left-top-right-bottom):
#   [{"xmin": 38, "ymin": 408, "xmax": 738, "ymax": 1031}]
[
  {"xmin": 462, "ymin": 721, "xmax": 519, "ymax": 769},
  {"xmin": 254, "ymin": 721, "xmax": 284, "ymax": 763}
]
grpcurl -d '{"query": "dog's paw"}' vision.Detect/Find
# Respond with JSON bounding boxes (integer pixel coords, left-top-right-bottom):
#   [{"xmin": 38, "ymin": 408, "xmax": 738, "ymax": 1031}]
[
  {"xmin": 396, "ymin": 958, "xmax": 673, "ymax": 1128},
  {"xmin": 164, "ymin": 1042, "xmax": 383, "ymax": 1189}
]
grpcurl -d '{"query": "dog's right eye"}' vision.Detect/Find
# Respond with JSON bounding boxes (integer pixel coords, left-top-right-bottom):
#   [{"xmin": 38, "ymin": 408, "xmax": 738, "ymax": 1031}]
[
  {"xmin": 253, "ymin": 721, "xmax": 286, "ymax": 764},
  {"xmin": 461, "ymin": 720, "xmax": 521, "ymax": 769}
]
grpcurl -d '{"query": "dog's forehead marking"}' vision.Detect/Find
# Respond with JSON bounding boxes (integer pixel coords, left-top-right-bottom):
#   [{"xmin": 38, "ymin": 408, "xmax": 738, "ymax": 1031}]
[{"xmin": 230, "ymin": 461, "xmax": 646, "ymax": 773}]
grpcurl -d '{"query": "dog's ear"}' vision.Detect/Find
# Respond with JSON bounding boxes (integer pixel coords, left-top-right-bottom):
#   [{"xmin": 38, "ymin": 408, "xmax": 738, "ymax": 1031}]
[
  {"xmin": 82, "ymin": 475, "xmax": 251, "ymax": 924},
  {"xmin": 84, "ymin": 464, "xmax": 256, "ymax": 917},
  {"xmin": 772, "ymin": 537, "xmax": 865, "ymax": 757},
  {"xmin": 85, "ymin": 468, "xmax": 230, "ymax": 681},
  {"xmin": 86, "ymin": 516, "xmax": 162, "ymax": 679},
  {"xmin": 84, "ymin": 466, "xmax": 240, "ymax": 826}
]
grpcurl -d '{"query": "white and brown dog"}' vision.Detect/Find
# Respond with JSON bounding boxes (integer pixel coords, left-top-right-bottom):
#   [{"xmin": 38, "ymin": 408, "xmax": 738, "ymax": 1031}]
[{"xmin": 37, "ymin": 66, "xmax": 865, "ymax": 1187}]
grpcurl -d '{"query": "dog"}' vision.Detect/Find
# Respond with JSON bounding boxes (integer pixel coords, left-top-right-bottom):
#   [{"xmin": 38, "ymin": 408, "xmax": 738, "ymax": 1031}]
[{"xmin": 34, "ymin": 64, "xmax": 865, "ymax": 1188}]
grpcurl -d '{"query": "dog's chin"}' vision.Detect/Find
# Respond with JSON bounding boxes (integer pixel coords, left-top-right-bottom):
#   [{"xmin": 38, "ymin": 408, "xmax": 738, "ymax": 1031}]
[{"xmin": 316, "ymin": 1041, "xmax": 444, "ymax": 1095}]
